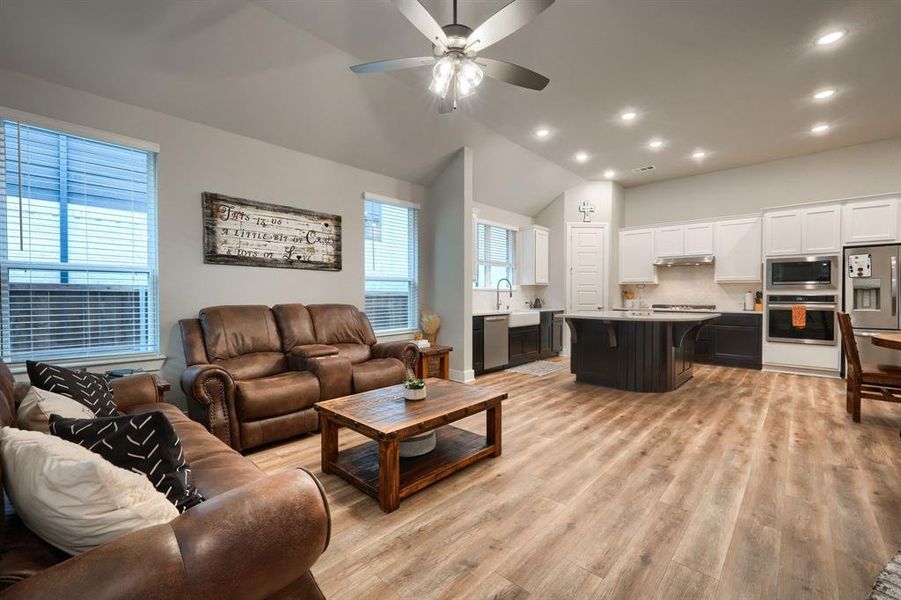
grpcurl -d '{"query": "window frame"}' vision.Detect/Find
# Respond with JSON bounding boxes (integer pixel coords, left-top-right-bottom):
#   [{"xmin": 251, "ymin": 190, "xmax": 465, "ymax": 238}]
[
  {"xmin": 474, "ymin": 220, "xmax": 518, "ymax": 290},
  {"xmin": 362, "ymin": 193, "xmax": 420, "ymax": 336},
  {"xmin": 0, "ymin": 108, "xmax": 161, "ymax": 367}
]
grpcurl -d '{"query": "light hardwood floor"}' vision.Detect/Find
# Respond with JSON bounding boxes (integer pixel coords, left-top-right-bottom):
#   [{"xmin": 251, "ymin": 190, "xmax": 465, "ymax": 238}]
[{"xmin": 250, "ymin": 362, "xmax": 901, "ymax": 599}]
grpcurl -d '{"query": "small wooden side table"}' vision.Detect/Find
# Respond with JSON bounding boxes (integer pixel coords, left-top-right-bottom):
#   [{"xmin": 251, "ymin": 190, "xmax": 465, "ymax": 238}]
[{"xmin": 416, "ymin": 344, "xmax": 453, "ymax": 379}]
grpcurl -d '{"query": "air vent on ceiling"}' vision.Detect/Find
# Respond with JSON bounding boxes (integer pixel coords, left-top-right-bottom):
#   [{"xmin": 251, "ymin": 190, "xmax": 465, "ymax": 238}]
[{"xmin": 632, "ymin": 165, "xmax": 656, "ymax": 174}]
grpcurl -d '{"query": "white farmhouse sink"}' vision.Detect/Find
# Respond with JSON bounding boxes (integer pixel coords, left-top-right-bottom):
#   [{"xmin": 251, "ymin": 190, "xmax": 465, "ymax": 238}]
[{"xmin": 508, "ymin": 310, "xmax": 541, "ymax": 327}]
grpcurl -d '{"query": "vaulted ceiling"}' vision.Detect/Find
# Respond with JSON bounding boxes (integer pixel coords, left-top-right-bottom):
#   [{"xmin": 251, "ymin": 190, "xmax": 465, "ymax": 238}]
[{"xmin": 1, "ymin": 0, "xmax": 900, "ymax": 215}]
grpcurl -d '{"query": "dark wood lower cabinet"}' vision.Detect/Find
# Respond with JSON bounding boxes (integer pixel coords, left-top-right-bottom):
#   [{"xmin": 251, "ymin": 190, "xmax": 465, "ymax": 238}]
[
  {"xmin": 472, "ymin": 316, "xmax": 484, "ymax": 374},
  {"xmin": 473, "ymin": 311, "xmax": 563, "ymax": 375},
  {"xmin": 508, "ymin": 326, "xmax": 540, "ymax": 366},
  {"xmin": 694, "ymin": 313, "xmax": 762, "ymax": 370}
]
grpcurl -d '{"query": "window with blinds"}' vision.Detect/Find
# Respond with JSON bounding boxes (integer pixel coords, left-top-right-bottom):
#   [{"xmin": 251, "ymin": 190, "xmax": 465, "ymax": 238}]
[
  {"xmin": 363, "ymin": 196, "xmax": 419, "ymax": 334},
  {"xmin": 0, "ymin": 119, "xmax": 159, "ymax": 363},
  {"xmin": 475, "ymin": 222, "xmax": 516, "ymax": 288}
]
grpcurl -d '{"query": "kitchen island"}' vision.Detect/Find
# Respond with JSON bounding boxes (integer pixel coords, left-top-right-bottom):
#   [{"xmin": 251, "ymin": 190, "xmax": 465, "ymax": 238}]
[{"xmin": 562, "ymin": 310, "xmax": 719, "ymax": 392}]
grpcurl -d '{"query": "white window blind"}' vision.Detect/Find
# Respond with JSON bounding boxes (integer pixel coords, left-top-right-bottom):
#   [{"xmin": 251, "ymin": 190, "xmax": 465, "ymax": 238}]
[
  {"xmin": 475, "ymin": 222, "xmax": 516, "ymax": 288},
  {"xmin": 363, "ymin": 197, "xmax": 419, "ymax": 334},
  {"xmin": 0, "ymin": 119, "xmax": 159, "ymax": 363}
]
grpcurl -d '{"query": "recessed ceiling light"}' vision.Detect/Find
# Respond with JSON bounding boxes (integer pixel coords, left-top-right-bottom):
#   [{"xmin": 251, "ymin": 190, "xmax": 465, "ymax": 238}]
[
  {"xmin": 620, "ymin": 111, "xmax": 637, "ymax": 122},
  {"xmin": 574, "ymin": 151, "xmax": 590, "ymax": 163},
  {"xmin": 811, "ymin": 123, "xmax": 830, "ymax": 134},
  {"xmin": 534, "ymin": 128, "xmax": 550, "ymax": 138},
  {"xmin": 813, "ymin": 88, "xmax": 836, "ymax": 100},
  {"xmin": 647, "ymin": 138, "xmax": 665, "ymax": 150},
  {"xmin": 692, "ymin": 150, "xmax": 707, "ymax": 160},
  {"xmin": 603, "ymin": 169, "xmax": 616, "ymax": 179},
  {"xmin": 816, "ymin": 30, "xmax": 846, "ymax": 46}
]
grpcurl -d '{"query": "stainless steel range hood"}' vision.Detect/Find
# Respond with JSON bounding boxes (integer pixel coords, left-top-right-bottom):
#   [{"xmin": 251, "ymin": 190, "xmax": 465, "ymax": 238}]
[{"xmin": 653, "ymin": 255, "xmax": 715, "ymax": 267}]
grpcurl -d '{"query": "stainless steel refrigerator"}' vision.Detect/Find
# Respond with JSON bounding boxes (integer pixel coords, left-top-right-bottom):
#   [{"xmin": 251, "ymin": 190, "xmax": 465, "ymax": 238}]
[{"xmin": 844, "ymin": 244, "xmax": 901, "ymax": 367}]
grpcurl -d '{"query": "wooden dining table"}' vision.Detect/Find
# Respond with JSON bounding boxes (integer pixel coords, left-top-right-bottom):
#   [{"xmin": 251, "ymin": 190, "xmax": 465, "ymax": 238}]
[{"xmin": 870, "ymin": 332, "xmax": 901, "ymax": 350}]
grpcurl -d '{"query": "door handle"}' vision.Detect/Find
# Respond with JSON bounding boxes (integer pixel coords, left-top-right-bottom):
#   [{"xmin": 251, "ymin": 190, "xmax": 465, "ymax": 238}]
[{"xmin": 892, "ymin": 255, "xmax": 898, "ymax": 317}]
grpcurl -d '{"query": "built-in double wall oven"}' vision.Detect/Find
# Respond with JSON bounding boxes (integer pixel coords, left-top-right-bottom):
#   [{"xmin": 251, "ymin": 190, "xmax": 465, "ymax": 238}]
[
  {"xmin": 766, "ymin": 294, "xmax": 837, "ymax": 345},
  {"xmin": 766, "ymin": 255, "xmax": 838, "ymax": 290}
]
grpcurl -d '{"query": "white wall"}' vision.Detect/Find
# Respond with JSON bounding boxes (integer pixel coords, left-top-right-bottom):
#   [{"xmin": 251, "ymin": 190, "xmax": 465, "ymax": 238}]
[
  {"xmin": 0, "ymin": 68, "xmax": 427, "ymax": 402},
  {"xmin": 424, "ymin": 148, "xmax": 473, "ymax": 381},
  {"xmin": 537, "ymin": 181, "xmax": 622, "ymax": 312},
  {"xmin": 624, "ymin": 136, "xmax": 901, "ymax": 226}
]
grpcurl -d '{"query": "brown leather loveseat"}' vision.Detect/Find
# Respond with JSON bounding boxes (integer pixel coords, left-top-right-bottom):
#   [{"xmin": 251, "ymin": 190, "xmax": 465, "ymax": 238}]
[
  {"xmin": 180, "ymin": 303, "xmax": 419, "ymax": 452},
  {"xmin": 0, "ymin": 359, "xmax": 331, "ymax": 599}
]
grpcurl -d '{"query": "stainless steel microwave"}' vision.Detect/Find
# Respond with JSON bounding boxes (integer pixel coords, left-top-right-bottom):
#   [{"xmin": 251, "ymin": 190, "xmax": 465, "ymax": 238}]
[{"xmin": 766, "ymin": 256, "xmax": 838, "ymax": 290}]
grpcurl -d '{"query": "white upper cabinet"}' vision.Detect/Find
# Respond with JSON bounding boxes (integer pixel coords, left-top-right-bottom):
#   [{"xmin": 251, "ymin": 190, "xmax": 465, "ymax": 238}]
[
  {"xmin": 654, "ymin": 225, "xmax": 684, "ymax": 257},
  {"xmin": 683, "ymin": 222, "xmax": 715, "ymax": 255},
  {"xmin": 655, "ymin": 223, "xmax": 714, "ymax": 257},
  {"xmin": 519, "ymin": 225, "xmax": 550, "ymax": 285},
  {"xmin": 801, "ymin": 205, "xmax": 841, "ymax": 254},
  {"xmin": 842, "ymin": 197, "xmax": 899, "ymax": 245},
  {"xmin": 619, "ymin": 229, "xmax": 657, "ymax": 284},
  {"xmin": 715, "ymin": 217, "xmax": 761, "ymax": 282},
  {"xmin": 764, "ymin": 210, "xmax": 802, "ymax": 256},
  {"xmin": 764, "ymin": 205, "xmax": 841, "ymax": 256}
]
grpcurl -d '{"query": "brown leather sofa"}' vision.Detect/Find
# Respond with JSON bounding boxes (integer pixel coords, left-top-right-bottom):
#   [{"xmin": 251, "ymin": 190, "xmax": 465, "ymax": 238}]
[
  {"xmin": 0, "ymin": 359, "xmax": 330, "ymax": 599},
  {"xmin": 180, "ymin": 303, "xmax": 419, "ymax": 452}
]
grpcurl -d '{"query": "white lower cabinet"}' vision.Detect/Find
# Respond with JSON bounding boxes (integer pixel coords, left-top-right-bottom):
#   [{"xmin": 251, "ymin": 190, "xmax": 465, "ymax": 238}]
[
  {"xmin": 619, "ymin": 229, "xmax": 657, "ymax": 283},
  {"xmin": 715, "ymin": 217, "xmax": 761, "ymax": 282}
]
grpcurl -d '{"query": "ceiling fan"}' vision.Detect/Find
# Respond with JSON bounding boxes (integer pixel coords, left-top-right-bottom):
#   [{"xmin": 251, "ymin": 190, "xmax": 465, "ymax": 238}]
[{"xmin": 350, "ymin": 0, "xmax": 555, "ymax": 113}]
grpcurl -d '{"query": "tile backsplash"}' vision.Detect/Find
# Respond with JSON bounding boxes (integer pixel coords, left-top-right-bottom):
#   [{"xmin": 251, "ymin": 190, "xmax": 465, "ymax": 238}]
[
  {"xmin": 619, "ymin": 265, "xmax": 761, "ymax": 311},
  {"xmin": 473, "ymin": 285, "xmax": 547, "ymax": 313}
]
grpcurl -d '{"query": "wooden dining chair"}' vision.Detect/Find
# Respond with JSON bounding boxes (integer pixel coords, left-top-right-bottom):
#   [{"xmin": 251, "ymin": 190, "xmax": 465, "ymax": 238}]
[{"xmin": 837, "ymin": 312, "xmax": 901, "ymax": 422}]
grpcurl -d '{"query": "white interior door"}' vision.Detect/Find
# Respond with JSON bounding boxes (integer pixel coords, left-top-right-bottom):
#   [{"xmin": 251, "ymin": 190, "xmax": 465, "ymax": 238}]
[{"xmin": 569, "ymin": 225, "xmax": 606, "ymax": 312}]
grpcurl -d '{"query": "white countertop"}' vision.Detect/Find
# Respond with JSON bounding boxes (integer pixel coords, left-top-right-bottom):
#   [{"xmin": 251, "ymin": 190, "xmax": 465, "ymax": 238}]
[
  {"xmin": 473, "ymin": 307, "xmax": 564, "ymax": 317},
  {"xmin": 612, "ymin": 307, "xmax": 761, "ymax": 316},
  {"xmin": 562, "ymin": 310, "xmax": 721, "ymax": 322}
]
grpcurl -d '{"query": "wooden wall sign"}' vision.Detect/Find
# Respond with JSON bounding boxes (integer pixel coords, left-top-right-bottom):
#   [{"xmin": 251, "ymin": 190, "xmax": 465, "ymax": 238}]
[{"xmin": 202, "ymin": 192, "xmax": 342, "ymax": 271}]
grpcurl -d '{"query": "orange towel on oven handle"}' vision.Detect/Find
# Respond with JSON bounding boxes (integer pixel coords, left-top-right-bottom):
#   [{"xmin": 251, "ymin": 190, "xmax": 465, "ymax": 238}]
[{"xmin": 791, "ymin": 304, "xmax": 806, "ymax": 329}]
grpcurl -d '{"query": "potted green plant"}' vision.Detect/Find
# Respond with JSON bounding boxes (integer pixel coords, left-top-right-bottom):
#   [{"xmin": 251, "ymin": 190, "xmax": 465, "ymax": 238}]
[{"xmin": 403, "ymin": 378, "xmax": 426, "ymax": 401}]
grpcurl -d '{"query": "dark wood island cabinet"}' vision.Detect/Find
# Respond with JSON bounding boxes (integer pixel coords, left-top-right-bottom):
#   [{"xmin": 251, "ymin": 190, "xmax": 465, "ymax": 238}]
[
  {"xmin": 564, "ymin": 310, "xmax": 719, "ymax": 392},
  {"xmin": 694, "ymin": 313, "xmax": 762, "ymax": 370}
]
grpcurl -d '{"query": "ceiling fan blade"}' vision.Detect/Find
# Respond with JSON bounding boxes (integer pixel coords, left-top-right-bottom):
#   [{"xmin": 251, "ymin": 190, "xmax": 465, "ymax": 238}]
[
  {"xmin": 350, "ymin": 56, "xmax": 436, "ymax": 74},
  {"xmin": 391, "ymin": 0, "xmax": 448, "ymax": 49},
  {"xmin": 479, "ymin": 58, "xmax": 549, "ymax": 90},
  {"xmin": 466, "ymin": 0, "xmax": 555, "ymax": 54}
]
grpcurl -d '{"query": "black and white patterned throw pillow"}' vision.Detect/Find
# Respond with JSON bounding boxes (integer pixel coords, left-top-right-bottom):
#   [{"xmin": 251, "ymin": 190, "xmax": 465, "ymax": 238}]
[
  {"xmin": 27, "ymin": 361, "xmax": 118, "ymax": 417},
  {"xmin": 49, "ymin": 411, "xmax": 204, "ymax": 513}
]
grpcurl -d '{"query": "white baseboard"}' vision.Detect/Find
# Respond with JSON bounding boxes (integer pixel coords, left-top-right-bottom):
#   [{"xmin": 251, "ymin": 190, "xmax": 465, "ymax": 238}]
[
  {"xmin": 450, "ymin": 369, "xmax": 475, "ymax": 383},
  {"xmin": 762, "ymin": 364, "xmax": 841, "ymax": 379}
]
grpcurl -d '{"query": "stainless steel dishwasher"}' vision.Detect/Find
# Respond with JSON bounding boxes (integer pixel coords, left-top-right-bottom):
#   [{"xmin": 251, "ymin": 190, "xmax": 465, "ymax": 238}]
[{"xmin": 483, "ymin": 314, "xmax": 509, "ymax": 370}]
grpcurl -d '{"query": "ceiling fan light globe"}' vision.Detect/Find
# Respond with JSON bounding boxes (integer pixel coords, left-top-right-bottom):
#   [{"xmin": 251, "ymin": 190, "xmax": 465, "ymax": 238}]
[
  {"xmin": 456, "ymin": 76, "xmax": 474, "ymax": 98},
  {"xmin": 429, "ymin": 76, "xmax": 451, "ymax": 98},
  {"xmin": 459, "ymin": 59, "xmax": 484, "ymax": 89},
  {"xmin": 433, "ymin": 56, "xmax": 455, "ymax": 80}
]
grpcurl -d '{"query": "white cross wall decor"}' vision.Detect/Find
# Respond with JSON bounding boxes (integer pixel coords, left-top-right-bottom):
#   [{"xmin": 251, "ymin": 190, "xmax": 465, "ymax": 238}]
[{"xmin": 578, "ymin": 200, "xmax": 596, "ymax": 222}]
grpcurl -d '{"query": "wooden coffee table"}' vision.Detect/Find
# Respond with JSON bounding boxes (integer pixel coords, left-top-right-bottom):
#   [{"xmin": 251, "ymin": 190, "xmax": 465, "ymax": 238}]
[{"xmin": 314, "ymin": 378, "xmax": 507, "ymax": 512}]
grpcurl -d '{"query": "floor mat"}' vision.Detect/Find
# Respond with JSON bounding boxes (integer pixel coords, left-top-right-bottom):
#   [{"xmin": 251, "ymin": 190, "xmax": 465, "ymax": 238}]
[{"xmin": 506, "ymin": 360, "xmax": 568, "ymax": 377}]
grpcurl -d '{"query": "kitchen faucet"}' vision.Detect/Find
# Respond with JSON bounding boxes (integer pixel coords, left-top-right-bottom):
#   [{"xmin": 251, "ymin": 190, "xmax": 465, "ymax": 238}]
[{"xmin": 496, "ymin": 278, "xmax": 513, "ymax": 311}]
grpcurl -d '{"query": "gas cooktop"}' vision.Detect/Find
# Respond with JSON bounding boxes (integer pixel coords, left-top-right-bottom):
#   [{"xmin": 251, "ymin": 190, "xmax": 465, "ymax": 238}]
[{"xmin": 651, "ymin": 303, "xmax": 717, "ymax": 311}]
